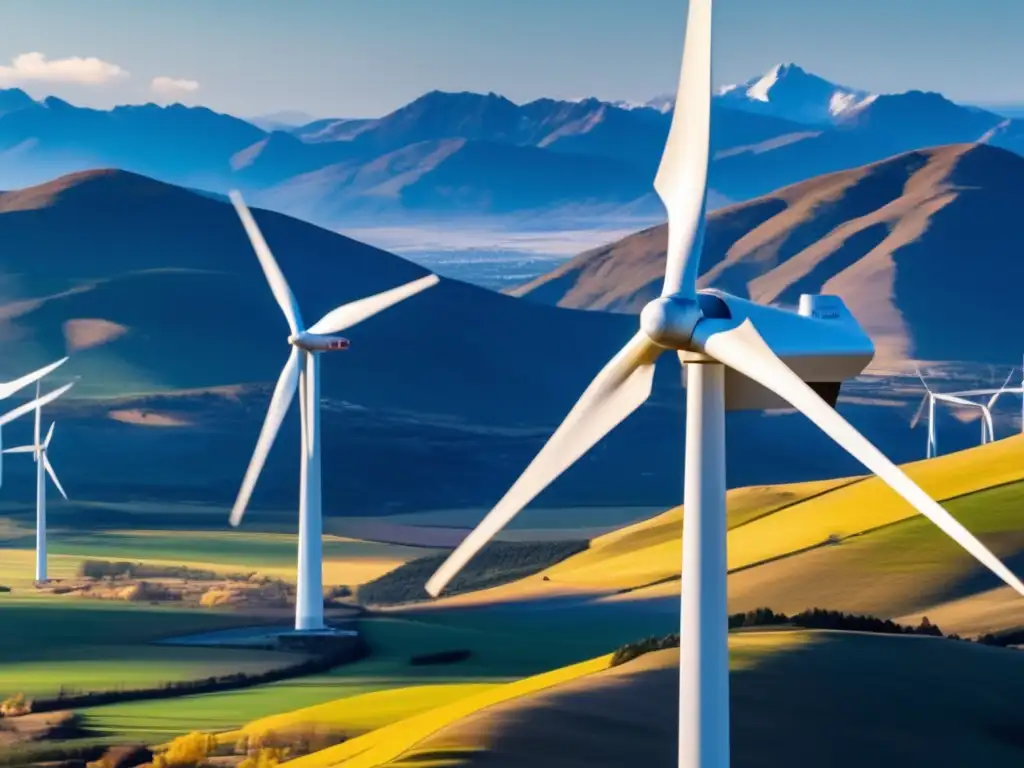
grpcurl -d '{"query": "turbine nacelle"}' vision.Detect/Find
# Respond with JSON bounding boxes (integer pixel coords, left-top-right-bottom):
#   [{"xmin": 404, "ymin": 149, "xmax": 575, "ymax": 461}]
[
  {"xmin": 288, "ymin": 332, "xmax": 351, "ymax": 352},
  {"xmin": 640, "ymin": 290, "xmax": 875, "ymax": 409}
]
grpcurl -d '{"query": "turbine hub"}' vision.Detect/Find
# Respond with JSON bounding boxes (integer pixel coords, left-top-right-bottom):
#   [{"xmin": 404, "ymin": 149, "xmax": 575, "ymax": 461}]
[{"xmin": 639, "ymin": 296, "xmax": 703, "ymax": 350}]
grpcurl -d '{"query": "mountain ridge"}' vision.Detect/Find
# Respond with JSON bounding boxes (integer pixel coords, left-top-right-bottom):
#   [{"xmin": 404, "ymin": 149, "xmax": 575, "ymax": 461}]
[{"xmin": 511, "ymin": 142, "xmax": 1024, "ymax": 369}]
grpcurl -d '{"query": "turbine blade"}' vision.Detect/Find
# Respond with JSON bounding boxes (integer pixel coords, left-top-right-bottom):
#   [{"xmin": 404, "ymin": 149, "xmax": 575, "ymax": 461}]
[
  {"xmin": 0, "ymin": 382, "xmax": 74, "ymax": 429},
  {"xmin": 699, "ymin": 318, "xmax": 1024, "ymax": 597},
  {"xmin": 228, "ymin": 190, "xmax": 304, "ymax": 335},
  {"xmin": 43, "ymin": 455, "xmax": 67, "ymax": 501},
  {"xmin": 988, "ymin": 368, "xmax": 1016, "ymax": 409},
  {"xmin": 2, "ymin": 446, "xmax": 36, "ymax": 454},
  {"xmin": 44, "ymin": 422, "xmax": 55, "ymax": 449},
  {"xmin": 654, "ymin": 0, "xmax": 712, "ymax": 299},
  {"xmin": 916, "ymin": 367, "xmax": 933, "ymax": 394},
  {"xmin": 425, "ymin": 332, "xmax": 663, "ymax": 598},
  {"xmin": 0, "ymin": 357, "xmax": 69, "ymax": 400},
  {"xmin": 935, "ymin": 393, "xmax": 981, "ymax": 409},
  {"xmin": 910, "ymin": 394, "xmax": 929, "ymax": 430},
  {"xmin": 307, "ymin": 274, "xmax": 440, "ymax": 336},
  {"xmin": 229, "ymin": 348, "xmax": 301, "ymax": 527}
]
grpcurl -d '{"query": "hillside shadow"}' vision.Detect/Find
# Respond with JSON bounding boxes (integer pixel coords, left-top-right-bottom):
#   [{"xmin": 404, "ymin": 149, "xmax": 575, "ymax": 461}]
[{"xmin": 397, "ymin": 633, "xmax": 1024, "ymax": 767}]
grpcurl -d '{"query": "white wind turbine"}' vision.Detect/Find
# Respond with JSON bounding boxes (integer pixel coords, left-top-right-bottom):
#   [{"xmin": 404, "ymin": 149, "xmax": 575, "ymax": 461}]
[
  {"xmin": 0, "ymin": 357, "xmax": 70, "ymax": 488},
  {"xmin": 911, "ymin": 369, "xmax": 999, "ymax": 457},
  {"xmin": 424, "ymin": 2, "xmax": 1024, "ymax": 766},
  {"xmin": 226, "ymin": 190, "xmax": 440, "ymax": 633},
  {"xmin": 4, "ymin": 380, "xmax": 72, "ymax": 582}
]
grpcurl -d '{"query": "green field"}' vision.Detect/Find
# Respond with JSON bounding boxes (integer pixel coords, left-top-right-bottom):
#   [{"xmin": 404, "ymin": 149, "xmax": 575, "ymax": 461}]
[
  {"xmin": 78, "ymin": 607, "xmax": 675, "ymax": 744},
  {"xmin": 0, "ymin": 599, "xmax": 301, "ymax": 700},
  {"xmin": 0, "ymin": 523, "xmax": 430, "ymax": 591}
]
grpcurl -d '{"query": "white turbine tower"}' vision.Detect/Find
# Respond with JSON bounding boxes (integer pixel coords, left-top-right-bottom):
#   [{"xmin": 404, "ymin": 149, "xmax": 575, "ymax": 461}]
[
  {"xmin": 226, "ymin": 190, "xmax": 440, "ymax": 633},
  {"xmin": 0, "ymin": 357, "xmax": 70, "ymax": 488},
  {"xmin": 424, "ymin": 2, "xmax": 1024, "ymax": 766},
  {"xmin": 4, "ymin": 380, "xmax": 71, "ymax": 582}
]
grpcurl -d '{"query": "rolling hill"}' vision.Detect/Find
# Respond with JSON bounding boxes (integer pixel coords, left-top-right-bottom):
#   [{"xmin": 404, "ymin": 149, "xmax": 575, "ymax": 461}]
[
  {"xmin": 271, "ymin": 632, "xmax": 1024, "ymax": 768},
  {"xmin": 397, "ymin": 435, "xmax": 1024, "ymax": 636},
  {"xmin": 0, "ymin": 168, "xmax": 944, "ymax": 515},
  {"xmin": 512, "ymin": 143, "xmax": 1024, "ymax": 368}
]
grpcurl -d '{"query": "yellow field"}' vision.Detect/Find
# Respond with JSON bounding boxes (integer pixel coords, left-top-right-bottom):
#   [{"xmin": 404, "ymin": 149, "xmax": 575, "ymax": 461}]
[
  {"xmin": 222, "ymin": 684, "xmax": 497, "ymax": 744},
  {"xmin": 531, "ymin": 435, "xmax": 1024, "ymax": 594},
  {"xmin": 283, "ymin": 655, "xmax": 614, "ymax": 768},
  {"xmin": 726, "ymin": 434, "xmax": 1024, "ymax": 571}
]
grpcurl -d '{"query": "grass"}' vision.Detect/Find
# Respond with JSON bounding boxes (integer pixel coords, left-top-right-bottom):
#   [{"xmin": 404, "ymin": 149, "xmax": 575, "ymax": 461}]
[
  {"xmin": 728, "ymin": 477, "xmax": 1024, "ymax": 626},
  {"xmin": 283, "ymin": 655, "xmax": 615, "ymax": 768},
  {"xmin": 80, "ymin": 605, "xmax": 676, "ymax": 745},
  {"xmin": 0, "ymin": 599, "xmax": 300, "ymax": 700},
  {"xmin": 223, "ymin": 684, "xmax": 497, "ymax": 743},
  {"xmin": 0, "ymin": 527, "xmax": 428, "ymax": 588},
  {"xmin": 376, "ymin": 630, "xmax": 1024, "ymax": 768},
  {"xmin": 289, "ymin": 631, "xmax": 815, "ymax": 768},
  {"xmin": 535, "ymin": 436, "xmax": 1024, "ymax": 594},
  {"xmin": 727, "ymin": 434, "xmax": 1024, "ymax": 571},
  {"xmin": 538, "ymin": 475, "xmax": 860, "ymax": 590}
]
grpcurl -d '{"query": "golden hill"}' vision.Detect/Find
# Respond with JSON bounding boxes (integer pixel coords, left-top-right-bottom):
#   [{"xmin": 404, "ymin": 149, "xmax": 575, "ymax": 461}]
[{"xmin": 411, "ymin": 435, "xmax": 1024, "ymax": 635}]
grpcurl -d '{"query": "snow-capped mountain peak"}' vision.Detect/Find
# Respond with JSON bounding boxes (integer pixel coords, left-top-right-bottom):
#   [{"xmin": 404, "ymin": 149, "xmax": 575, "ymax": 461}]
[{"xmin": 716, "ymin": 63, "xmax": 876, "ymax": 125}]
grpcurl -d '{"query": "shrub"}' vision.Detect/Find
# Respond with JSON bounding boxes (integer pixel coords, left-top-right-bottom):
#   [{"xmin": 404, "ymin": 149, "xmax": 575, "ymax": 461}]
[
  {"xmin": 609, "ymin": 607, "xmax": 953, "ymax": 667},
  {"xmin": 239, "ymin": 747, "xmax": 289, "ymax": 768},
  {"xmin": 1, "ymin": 692, "xmax": 32, "ymax": 716},
  {"xmin": 409, "ymin": 649, "xmax": 472, "ymax": 666},
  {"xmin": 89, "ymin": 744, "xmax": 153, "ymax": 768},
  {"xmin": 0, "ymin": 585, "xmax": 11, "ymax": 593},
  {"xmin": 153, "ymin": 732, "xmax": 217, "ymax": 768}
]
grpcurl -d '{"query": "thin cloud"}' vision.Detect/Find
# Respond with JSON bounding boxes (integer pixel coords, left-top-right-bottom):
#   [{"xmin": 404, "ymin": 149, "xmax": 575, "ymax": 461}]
[
  {"xmin": 151, "ymin": 76, "xmax": 200, "ymax": 100},
  {"xmin": 0, "ymin": 52, "xmax": 127, "ymax": 86}
]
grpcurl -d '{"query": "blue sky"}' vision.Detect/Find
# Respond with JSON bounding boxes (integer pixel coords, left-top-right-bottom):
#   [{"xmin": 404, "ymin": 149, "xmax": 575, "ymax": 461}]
[{"xmin": 2, "ymin": 0, "xmax": 1020, "ymax": 118}]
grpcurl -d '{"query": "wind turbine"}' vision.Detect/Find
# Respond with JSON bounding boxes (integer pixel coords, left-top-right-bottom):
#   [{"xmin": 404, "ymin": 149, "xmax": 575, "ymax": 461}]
[
  {"xmin": 423, "ymin": 2, "xmax": 1024, "ymax": 767},
  {"xmin": 911, "ymin": 369, "xmax": 997, "ymax": 457},
  {"xmin": 226, "ymin": 190, "xmax": 440, "ymax": 633},
  {"xmin": 0, "ymin": 357, "xmax": 70, "ymax": 488},
  {"xmin": 4, "ymin": 381, "xmax": 71, "ymax": 582}
]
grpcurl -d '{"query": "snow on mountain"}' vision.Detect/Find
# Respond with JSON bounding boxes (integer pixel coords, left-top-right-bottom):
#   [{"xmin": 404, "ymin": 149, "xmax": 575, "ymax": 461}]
[{"xmin": 715, "ymin": 63, "xmax": 876, "ymax": 125}]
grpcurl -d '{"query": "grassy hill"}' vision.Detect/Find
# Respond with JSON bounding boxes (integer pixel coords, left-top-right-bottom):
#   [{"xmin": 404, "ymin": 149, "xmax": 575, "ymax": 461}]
[
  {"xmin": 512, "ymin": 143, "xmax": 1024, "ymax": 368},
  {"xmin": 273, "ymin": 630, "xmax": 1024, "ymax": 768},
  {"xmin": 401, "ymin": 436, "xmax": 1024, "ymax": 636}
]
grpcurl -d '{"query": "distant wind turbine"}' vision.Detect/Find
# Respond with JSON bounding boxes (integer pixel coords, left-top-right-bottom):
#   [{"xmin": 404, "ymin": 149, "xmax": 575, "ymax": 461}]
[
  {"xmin": 1, "ymin": 379, "xmax": 76, "ymax": 582},
  {"xmin": 911, "ymin": 369, "xmax": 999, "ymax": 457},
  {"xmin": 424, "ymin": 2, "xmax": 1024, "ymax": 766},
  {"xmin": 226, "ymin": 190, "xmax": 440, "ymax": 633}
]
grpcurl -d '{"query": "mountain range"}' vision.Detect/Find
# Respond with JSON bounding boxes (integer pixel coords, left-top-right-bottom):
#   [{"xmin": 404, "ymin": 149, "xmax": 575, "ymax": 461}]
[
  {"xmin": 513, "ymin": 142, "xmax": 1024, "ymax": 371},
  {"xmin": 3, "ymin": 64, "xmax": 1024, "ymax": 230},
  {"xmin": 0, "ymin": 168, "xmax": 944, "ymax": 515}
]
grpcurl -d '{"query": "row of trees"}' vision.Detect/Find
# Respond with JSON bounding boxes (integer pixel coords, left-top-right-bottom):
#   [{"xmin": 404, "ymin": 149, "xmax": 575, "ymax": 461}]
[
  {"xmin": 7, "ymin": 637, "xmax": 369, "ymax": 716},
  {"xmin": 611, "ymin": 607, "xmax": 953, "ymax": 667}
]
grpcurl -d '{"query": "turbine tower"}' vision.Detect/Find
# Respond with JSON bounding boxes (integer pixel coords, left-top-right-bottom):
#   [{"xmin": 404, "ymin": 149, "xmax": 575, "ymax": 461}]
[
  {"xmin": 4, "ymin": 381, "xmax": 71, "ymax": 582},
  {"xmin": 0, "ymin": 358, "xmax": 70, "ymax": 488},
  {"xmin": 423, "ymin": 3, "xmax": 1024, "ymax": 767},
  {"xmin": 226, "ymin": 191, "xmax": 440, "ymax": 633}
]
